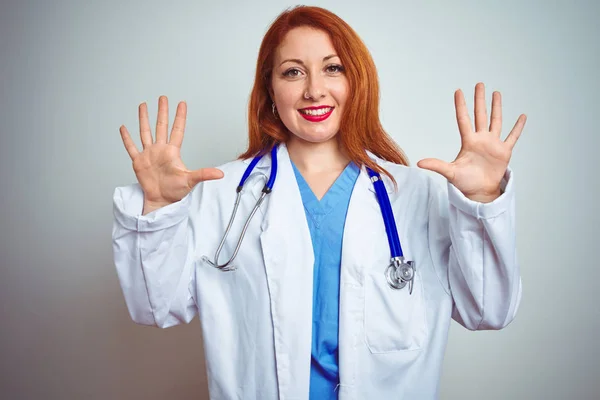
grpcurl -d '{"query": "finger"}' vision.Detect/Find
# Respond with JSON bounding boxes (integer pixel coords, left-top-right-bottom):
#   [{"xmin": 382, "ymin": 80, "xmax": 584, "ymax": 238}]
[
  {"xmin": 504, "ymin": 114, "xmax": 527, "ymax": 149},
  {"xmin": 138, "ymin": 102, "xmax": 153, "ymax": 149},
  {"xmin": 489, "ymin": 91, "xmax": 502, "ymax": 136},
  {"xmin": 155, "ymin": 95, "xmax": 169, "ymax": 144},
  {"xmin": 417, "ymin": 158, "xmax": 455, "ymax": 181},
  {"xmin": 454, "ymin": 89, "xmax": 473, "ymax": 138},
  {"xmin": 474, "ymin": 82, "xmax": 487, "ymax": 133},
  {"xmin": 119, "ymin": 125, "xmax": 139, "ymax": 160},
  {"xmin": 188, "ymin": 168, "xmax": 225, "ymax": 187},
  {"xmin": 170, "ymin": 101, "xmax": 187, "ymax": 148}
]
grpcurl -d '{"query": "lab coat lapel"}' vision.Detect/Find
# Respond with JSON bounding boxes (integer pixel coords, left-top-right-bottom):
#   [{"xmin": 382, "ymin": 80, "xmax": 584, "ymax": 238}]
[
  {"xmin": 259, "ymin": 144, "xmax": 314, "ymax": 399},
  {"xmin": 341, "ymin": 158, "xmax": 395, "ymax": 282},
  {"xmin": 338, "ymin": 164, "xmax": 389, "ymax": 397},
  {"xmin": 342, "ymin": 166, "xmax": 383, "ymax": 280}
]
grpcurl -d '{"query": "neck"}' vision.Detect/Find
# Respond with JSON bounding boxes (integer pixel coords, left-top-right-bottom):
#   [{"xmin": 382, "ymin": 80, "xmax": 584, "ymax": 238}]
[{"xmin": 286, "ymin": 136, "xmax": 350, "ymax": 175}]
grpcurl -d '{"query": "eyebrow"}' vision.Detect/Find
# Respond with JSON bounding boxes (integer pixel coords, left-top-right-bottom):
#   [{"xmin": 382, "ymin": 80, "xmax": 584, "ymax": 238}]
[{"xmin": 278, "ymin": 54, "xmax": 339, "ymax": 67}]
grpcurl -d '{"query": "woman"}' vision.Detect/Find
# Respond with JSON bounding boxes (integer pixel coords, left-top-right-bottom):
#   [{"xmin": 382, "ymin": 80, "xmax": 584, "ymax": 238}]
[{"xmin": 113, "ymin": 5, "xmax": 526, "ymax": 399}]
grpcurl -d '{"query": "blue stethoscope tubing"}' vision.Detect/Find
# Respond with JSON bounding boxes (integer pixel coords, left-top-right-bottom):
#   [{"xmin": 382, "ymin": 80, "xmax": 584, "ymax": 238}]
[
  {"xmin": 366, "ymin": 168, "xmax": 403, "ymax": 258},
  {"xmin": 203, "ymin": 145, "xmax": 278, "ymax": 271},
  {"xmin": 366, "ymin": 168, "xmax": 415, "ymax": 292},
  {"xmin": 205, "ymin": 143, "xmax": 415, "ymax": 293},
  {"xmin": 238, "ymin": 145, "xmax": 278, "ymax": 193}
]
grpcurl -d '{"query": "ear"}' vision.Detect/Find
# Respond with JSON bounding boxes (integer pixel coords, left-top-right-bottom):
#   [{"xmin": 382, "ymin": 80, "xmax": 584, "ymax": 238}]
[
  {"xmin": 266, "ymin": 72, "xmax": 277, "ymax": 102},
  {"xmin": 267, "ymin": 85, "xmax": 275, "ymax": 103}
]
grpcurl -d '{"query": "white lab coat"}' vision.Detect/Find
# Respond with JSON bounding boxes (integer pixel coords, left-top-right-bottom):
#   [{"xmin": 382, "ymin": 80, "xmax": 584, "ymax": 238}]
[{"xmin": 112, "ymin": 143, "xmax": 521, "ymax": 399}]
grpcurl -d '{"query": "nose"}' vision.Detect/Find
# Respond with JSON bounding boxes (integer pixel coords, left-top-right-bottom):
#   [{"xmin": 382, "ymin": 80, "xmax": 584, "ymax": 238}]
[{"xmin": 304, "ymin": 73, "xmax": 326, "ymax": 100}]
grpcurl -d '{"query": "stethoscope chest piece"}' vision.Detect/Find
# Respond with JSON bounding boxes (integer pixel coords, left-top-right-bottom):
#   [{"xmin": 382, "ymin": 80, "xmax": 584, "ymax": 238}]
[{"xmin": 385, "ymin": 257, "xmax": 416, "ymax": 293}]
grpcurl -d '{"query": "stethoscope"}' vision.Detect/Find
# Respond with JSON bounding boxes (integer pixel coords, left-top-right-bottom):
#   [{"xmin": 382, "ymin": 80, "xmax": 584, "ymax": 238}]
[{"xmin": 202, "ymin": 144, "xmax": 416, "ymax": 293}]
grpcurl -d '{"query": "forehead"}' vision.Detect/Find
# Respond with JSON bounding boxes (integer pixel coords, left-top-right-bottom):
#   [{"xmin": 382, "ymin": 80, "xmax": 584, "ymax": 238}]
[{"xmin": 275, "ymin": 26, "xmax": 336, "ymax": 60}]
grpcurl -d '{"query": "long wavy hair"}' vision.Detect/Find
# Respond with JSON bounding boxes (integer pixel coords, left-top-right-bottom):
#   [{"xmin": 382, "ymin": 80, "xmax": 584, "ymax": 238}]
[{"xmin": 239, "ymin": 5, "xmax": 409, "ymax": 183}]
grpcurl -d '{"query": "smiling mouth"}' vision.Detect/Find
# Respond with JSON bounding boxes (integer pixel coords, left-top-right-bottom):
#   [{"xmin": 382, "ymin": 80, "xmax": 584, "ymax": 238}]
[
  {"xmin": 298, "ymin": 106, "xmax": 334, "ymax": 122},
  {"xmin": 298, "ymin": 106, "xmax": 334, "ymax": 116}
]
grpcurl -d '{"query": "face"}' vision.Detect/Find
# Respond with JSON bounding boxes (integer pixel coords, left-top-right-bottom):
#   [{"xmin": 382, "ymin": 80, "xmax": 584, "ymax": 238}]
[{"xmin": 270, "ymin": 26, "xmax": 349, "ymax": 144}]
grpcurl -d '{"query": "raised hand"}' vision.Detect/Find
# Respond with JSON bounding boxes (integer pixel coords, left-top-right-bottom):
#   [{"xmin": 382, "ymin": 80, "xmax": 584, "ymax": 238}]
[
  {"xmin": 119, "ymin": 96, "xmax": 224, "ymax": 215},
  {"xmin": 417, "ymin": 82, "xmax": 527, "ymax": 203}
]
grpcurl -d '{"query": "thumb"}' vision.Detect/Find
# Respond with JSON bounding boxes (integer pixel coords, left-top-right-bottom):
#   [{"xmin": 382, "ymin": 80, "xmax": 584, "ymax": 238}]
[
  {"xmin": 417, "ymin": 158, "xmax": 454, "ymax": 181},
  {"xmin": 188, "ymin": 167, "xmax": 224, "ymax": 186}
]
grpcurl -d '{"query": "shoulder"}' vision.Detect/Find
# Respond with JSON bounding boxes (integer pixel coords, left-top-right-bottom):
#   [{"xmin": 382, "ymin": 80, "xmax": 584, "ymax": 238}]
[
  {"xmin": 375, "ymin": 158, "xmax": 437, "ymax": 196},
  {"xmin": 374, "ymin": 158, "xmax": 443, "ymax": 222}
]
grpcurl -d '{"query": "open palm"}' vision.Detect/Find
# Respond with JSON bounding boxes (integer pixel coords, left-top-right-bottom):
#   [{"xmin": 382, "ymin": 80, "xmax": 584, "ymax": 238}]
[
  {"xmin": 119, "ymin": 96, "xmax": 224, "ymax": 213},
  {"xmin": 417, "ymin": 82, "xmax": 527, "ymax": 203}
]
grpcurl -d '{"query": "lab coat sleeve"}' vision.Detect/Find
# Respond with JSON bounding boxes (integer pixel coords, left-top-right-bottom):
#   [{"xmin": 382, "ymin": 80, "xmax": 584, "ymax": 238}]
[
  {"xmin": 427, "ymin": 167, "xmax": 522, "ymax": 330},
  {"xmin": 112, "ymin": 182, "xmax": 200, "ymax": 328}
]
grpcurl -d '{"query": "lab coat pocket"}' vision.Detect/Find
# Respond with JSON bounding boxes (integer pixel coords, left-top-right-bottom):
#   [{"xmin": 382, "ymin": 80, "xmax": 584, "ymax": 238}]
[{"xmin": 364, "ymin": 269, "xmax": 428, "ymax": 353}]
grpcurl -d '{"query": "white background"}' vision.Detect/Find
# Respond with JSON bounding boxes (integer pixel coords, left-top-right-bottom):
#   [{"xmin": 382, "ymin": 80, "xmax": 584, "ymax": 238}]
[{"xmin": 0, "ymin": 0, "xmax": 598, "ymax": 398}]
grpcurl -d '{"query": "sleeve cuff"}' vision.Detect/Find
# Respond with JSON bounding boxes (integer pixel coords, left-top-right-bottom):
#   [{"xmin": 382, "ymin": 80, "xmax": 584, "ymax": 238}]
[
  {"xmin": 112, "ymin": 183, "xmax": 193, "ymax": 232},
  {"xmin": 447, "ymin": 167, "xmax": 514, "ymax": 219}
]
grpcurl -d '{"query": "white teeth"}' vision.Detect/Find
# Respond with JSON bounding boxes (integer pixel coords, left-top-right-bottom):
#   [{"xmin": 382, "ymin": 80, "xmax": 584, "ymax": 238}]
[{"xmin": 299, "ymin": 107, "xmax": 332, "ymax": 116}]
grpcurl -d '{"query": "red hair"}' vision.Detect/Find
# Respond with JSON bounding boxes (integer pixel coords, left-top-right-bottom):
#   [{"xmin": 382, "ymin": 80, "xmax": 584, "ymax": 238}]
[{"xmin": 239, "ymin": 5, "xmax": 409, "ymax": 183}]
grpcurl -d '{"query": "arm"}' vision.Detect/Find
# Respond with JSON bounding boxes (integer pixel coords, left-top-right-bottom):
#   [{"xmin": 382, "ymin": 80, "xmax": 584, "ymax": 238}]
[
  {"xmin": 427, "ymin": 168, "xmax": 522, "ymax": 330},
  {"xmin": 112, "ymin": 182, "xmax": 201, "ymax": 328}
]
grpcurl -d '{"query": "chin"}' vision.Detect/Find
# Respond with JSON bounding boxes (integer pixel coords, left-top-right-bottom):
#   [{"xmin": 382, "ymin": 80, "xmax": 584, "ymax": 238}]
[
  {"xmin": 287, "ymin": 119, "xmax": 340, "ymax": 144},
  {"xmin": 291, "ymin": 130, "xmax": 339, "ymax": 144}
]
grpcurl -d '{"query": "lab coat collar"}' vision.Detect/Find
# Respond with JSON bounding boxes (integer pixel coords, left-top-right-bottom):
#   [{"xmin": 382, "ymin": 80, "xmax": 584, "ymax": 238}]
[
  {"xmin": 365, "ymin": 150, "xmax": 395, "ymax": 195},
  {"xmin": 240, "ymin": 142, "xmax": 395, "ymax": 194}
]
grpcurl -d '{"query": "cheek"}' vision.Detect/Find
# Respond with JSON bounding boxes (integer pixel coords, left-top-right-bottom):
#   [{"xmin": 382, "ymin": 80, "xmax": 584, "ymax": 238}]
[
  {"xmin": 330, "ymin": 79, "xmax": 349, "ymax": 108},
  {"xmin": 272, "ymin": 81, "xmax": 300, "ymax": 108}
]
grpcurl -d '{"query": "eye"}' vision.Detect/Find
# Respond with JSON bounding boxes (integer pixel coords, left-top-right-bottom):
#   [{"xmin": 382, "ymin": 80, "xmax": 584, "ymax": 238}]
[
  {"xmin": 326, "ymin": 64, "xmax": 344, "ymax": 74},
  {"xmin": 283, "ymin": 68, "xmax": 302, "ymax": 78}
]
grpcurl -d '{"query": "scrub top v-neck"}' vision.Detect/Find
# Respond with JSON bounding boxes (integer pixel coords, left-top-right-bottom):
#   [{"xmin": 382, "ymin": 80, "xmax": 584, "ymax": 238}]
[{"xmin": 290, "ymin": 160, "xmax": 360, "ymax": 399}]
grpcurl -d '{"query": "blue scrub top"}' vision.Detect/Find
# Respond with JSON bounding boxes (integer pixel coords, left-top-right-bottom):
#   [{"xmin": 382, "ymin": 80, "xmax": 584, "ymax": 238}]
[{"xmin": 291, "ymin": 160, "xmax": 360, "ymax": 399}]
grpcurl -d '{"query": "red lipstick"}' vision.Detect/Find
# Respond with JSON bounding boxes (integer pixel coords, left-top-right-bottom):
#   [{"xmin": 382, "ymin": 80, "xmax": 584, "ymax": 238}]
[{"xmin": 298, "ymin": 106, "xmax": 334, "ymax": 122}]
